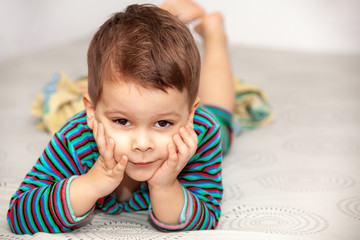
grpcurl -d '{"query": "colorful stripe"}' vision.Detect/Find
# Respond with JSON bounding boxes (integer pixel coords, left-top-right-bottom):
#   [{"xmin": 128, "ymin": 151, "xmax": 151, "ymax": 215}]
[
  {"xmin": 202, "ymin": 104, "xmax": 233, "ymax": 155},
  {"xmin": 7, "ymin": 106, "xmax": 224, "ymax": 234}
]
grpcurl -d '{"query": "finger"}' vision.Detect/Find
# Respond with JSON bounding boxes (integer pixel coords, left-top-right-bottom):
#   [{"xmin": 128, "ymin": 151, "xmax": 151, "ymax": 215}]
[
  {"xmin": 96, "ymin": 122, "xmax": 107, "ymax": 154},
  {"xmin": 93, "ymin": 120, "xmax": 104, "ymax": 153},
  {"xmin": 173, "ymin": 133, "xmax": 188, "ymax": 156},
  {"xmin": 103, "ymin": 138, "xmax": 116, "ymax": 169},
  {"xmin": 114, "ymin": 155, "xmax": 128, "ymax": 174},
  {"xmin": 186, "ymin": 124, "xmax": 198, "ymax": 145},
  {"xmin": 167, "ymin": 143, "xmax": 178, "ymax": 168},
  {"xmin": 183, "ymin": 125, "xmax": 198, "ymax": 156},
  {"xmin": 120, "ymin": 155, "xmax": 128, "ymax": 166},
  {"xmin": 179, "ymin": 127, "xmax": 196, "ymax": 149}
]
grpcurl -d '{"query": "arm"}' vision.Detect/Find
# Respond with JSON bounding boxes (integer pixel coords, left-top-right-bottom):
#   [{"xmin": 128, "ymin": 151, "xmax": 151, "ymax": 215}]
[
  {"xmin": 176, "ymin": 124, "xmax": 223, "ymax": 231},
  {"xmin": 69, "ymin": 120, "xmax": 127, "ymax": 217},
  {"xmin": 148, "ymin": 125, "xmax": 198, "ymax": 224},
  {"xmin": 149, "ymin": 116, "xmax": 223, "ymax": 231},
  {"xmin": 7, "ymin": 131, "xmax": 90, "ymax": 234},
  {"xmin": 7, "ymin": 117, "xmax": 127, "ymax": 234}
]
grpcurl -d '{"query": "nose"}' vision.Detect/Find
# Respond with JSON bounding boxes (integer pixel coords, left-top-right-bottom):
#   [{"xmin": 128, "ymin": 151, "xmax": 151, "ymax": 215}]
[{"xmin": 132, "ymin": 129, "xmax": 154, "ymax": 152}]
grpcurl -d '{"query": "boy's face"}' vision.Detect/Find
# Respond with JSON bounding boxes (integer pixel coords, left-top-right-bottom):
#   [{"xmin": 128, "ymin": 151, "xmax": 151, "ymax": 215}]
[{"xmin": 85, "ymin": 79, "xmax": 199, "ymax": 182}]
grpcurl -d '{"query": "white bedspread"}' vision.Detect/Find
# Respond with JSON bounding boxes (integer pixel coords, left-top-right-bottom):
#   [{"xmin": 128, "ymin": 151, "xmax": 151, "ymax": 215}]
[{"xmin": 0, "ymin": 39, "xmax": 359, "ymax": 239}]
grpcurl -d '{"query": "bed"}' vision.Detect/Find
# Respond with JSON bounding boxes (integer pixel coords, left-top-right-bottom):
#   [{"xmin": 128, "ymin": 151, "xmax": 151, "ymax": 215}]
[{"xmin": 0, "ymin": 38, "xmax": 359, "ymax": 240}]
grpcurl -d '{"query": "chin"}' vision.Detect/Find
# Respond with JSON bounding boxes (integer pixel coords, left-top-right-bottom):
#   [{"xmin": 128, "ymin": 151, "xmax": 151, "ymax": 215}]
[
  {"xmin": 127, "ymin": 173, "xmax": 154, "ymax": 182},
  {"xmin": 125, "ymin": 157, "xmax": 165, "ymax": 182},
  {"xmin": 125, "ymin": 166, "xmax": 157, "ymax": 182}
]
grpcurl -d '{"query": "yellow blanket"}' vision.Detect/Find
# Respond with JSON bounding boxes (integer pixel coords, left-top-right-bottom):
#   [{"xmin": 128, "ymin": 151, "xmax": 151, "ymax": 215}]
[
  {"xmin": 31, "ymin": 73, "xmax": 273, "ymax": 134},
  {"xmin": 31, "ymin": 73, "xmax": 87, "ymax": 134}
]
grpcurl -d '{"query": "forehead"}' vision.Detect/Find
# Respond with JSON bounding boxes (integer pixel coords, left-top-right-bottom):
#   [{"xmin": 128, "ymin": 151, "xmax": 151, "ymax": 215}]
[
  {"xmin": 99, "ymin": 80, "xmax": 190, "ymax": 117},
  {"xmin": 100, "ymin": 69, "xmax": 192, "ymax": 106}
]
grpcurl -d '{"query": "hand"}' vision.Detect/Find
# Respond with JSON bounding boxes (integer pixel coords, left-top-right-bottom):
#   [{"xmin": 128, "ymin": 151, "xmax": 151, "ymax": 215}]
[
  {"xmin": 148, "ymin": 123, "xmax": 198, "ymax": 189},
  {"xmin": 86, "ymin": 119, "xmax": 128, "ymax": 198}
]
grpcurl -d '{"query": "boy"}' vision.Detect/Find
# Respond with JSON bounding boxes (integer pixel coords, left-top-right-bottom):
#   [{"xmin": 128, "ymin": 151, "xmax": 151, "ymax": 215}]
[{"xmin": 7, "ymin": 0, "xmax": 235, "ymax": 234}]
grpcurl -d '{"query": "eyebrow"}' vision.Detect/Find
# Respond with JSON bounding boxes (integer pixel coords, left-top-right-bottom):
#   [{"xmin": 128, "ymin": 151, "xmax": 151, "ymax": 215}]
[
  {"xmin": 104, "ymin": 110, "xmax": 182, "ymax": 118},
  {"xmin": 104, "ymin": 109, "xmax": 128, "ymax": 116},
  {"xmin": 155, "ymin": 111, "xmax": 182, "ymax": 118}
]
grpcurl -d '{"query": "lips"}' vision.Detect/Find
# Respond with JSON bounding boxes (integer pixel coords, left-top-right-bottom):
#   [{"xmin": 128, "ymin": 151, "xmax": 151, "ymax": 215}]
[{"xmin": 130, "ymin": 161, "xmax": 155, "ymax": 167}]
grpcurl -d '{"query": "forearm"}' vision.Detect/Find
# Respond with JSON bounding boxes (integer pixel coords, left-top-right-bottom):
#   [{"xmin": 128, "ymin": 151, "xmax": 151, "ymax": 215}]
[
  {"xmin": 149, "ymin": 184, "xmax": 221, "ymax": 231},
  {"xmin": 149, "ymin": 180, "xmax": 184, "ymax": 224},
  {"xmin": 69, "ymin": 174, "xmax": 100, "ymax": 217},
  {"xmin": 7, "ymin": 177, "xmax": 89, "ymax": 234}
]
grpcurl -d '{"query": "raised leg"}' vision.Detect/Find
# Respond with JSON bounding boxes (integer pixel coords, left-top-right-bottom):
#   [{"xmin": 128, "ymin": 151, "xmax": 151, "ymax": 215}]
[
  {"xmin": 161, "ymin": 0, "xmax": 235, "ymax": 112},
  {"xmin": 195, "ymin": 13, "xmax": 235, "ymax": 112},
  {"xmin": 160, "ymin": 0, "xmax": 204, "ymax": 23}
]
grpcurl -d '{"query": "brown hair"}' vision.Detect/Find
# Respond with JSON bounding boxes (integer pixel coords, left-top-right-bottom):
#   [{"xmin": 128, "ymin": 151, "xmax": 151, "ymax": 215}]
[{"xmin": 87, "ymin": 4, "xmax": 200, "ymax": 108}]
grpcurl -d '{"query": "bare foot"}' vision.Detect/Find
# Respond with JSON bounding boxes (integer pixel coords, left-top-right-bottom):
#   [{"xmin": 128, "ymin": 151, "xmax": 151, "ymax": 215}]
[
  {"xmin": 161, "ymin": 0, "xmax": 205, "ymax": 23},
  {"xmin": 194, "ymin": 12, "xmax": 227, "ymax": 46}
]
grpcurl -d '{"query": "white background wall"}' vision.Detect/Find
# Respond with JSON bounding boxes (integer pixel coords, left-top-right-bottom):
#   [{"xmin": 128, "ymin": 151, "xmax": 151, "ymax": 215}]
[{"xmin": 1, "ymin": 0, "xmax": 359, "ymax": 62}]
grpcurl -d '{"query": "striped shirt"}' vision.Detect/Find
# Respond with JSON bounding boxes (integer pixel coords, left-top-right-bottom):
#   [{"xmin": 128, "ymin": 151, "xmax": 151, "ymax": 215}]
[{"xmin": 7, "ymin": 106, "xmax": 223, "ymax": 234}]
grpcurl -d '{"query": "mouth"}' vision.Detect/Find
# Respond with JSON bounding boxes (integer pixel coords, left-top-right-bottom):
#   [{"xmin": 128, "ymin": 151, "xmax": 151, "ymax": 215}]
[{"xmin": 129, "ymin": 161, "xmax": 156, "ymax": 167}]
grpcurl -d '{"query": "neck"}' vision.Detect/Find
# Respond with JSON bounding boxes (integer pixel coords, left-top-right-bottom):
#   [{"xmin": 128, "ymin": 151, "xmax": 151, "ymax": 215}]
[{"xmin": 115, "ymin": 174, "xmax": 141, "ymax": 202}]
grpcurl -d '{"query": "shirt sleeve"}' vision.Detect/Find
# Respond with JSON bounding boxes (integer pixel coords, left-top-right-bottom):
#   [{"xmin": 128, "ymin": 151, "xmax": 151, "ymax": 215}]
[
  {"xmin": 149, "ymin": 121, "xmax": 223, "ymax": 231},
  {"xmin": 7, "ymin": 132, "xmax": 93, "ymax": 234}
]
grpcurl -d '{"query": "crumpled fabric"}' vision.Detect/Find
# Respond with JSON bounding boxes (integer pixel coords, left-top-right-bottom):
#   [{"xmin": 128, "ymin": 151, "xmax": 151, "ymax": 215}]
[
  {"xmin": 233, "ymin": 77, "xmax": 274, "ymax": 130},
  {"xmin": 31, "ymin": 73, "xmax": 88, "ymax": 134},
  {"xmin": 31, "ymin": 73, "xmax": 273, "ymax": 134}
]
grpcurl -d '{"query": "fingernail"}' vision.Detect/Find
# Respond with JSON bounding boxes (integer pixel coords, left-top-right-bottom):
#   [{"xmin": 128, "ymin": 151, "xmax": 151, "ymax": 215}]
[{"xmin": 180, "ymin": 127, "xmax": 185, "ymax": 133}]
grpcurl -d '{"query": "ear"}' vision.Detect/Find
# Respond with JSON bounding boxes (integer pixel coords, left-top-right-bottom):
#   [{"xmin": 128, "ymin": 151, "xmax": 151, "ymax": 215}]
[
  {"xmin": 188, "ymin": 97, "xmax": 200, "ymax": 127},
  {"xmin": 83, "ymin": 94, "xmax": 96, "ymax": 129}
]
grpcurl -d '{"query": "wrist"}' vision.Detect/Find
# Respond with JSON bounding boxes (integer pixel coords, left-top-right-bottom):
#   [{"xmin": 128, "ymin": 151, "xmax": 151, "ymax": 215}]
[
  {"xmin": 81, "ymin": 171, "xmax": 106, "ymax": 200},
  {"xmin": 149, "ymin": 179, "xmax": 184, "ymax": 224},
  {"xmin": 148, "ymin": 178, "xmax": 178, "ymax": 192},
  {"xmin": 69, "ymin": 174, "xmax": 100, "ymax": 217},
  {"xmin": 86, "ymin": 157, "xmax": 122, "ymax": 198}
]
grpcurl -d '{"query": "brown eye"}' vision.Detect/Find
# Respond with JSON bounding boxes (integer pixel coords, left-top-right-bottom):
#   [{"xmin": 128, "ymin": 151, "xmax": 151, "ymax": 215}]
[
  {"xmin": 114, "ymin": 119, "xmax": 129, "ymax": 126},
  {"xmin": 156, "ymin": 120, "xmax": 171, "ymax": 128}
]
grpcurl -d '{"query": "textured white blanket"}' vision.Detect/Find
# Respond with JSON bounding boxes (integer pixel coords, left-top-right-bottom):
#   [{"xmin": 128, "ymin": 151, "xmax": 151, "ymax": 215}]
[{"xmin": 0, "ymin": 40, "xmax": 359, "ymax": 240}]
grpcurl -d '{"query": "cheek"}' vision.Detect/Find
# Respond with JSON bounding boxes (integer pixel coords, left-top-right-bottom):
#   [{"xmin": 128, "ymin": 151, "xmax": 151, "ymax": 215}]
[
  {"xmin": 105, "ymin": 131, "xmax": 131, "ymax": 159},
  {"xmin": 105, "ymin": 131, "xmax": 174, "ymax": 159},
  {"xmin": 155, "ymin": 134, "xmax": 173, "ymax": 154}
]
